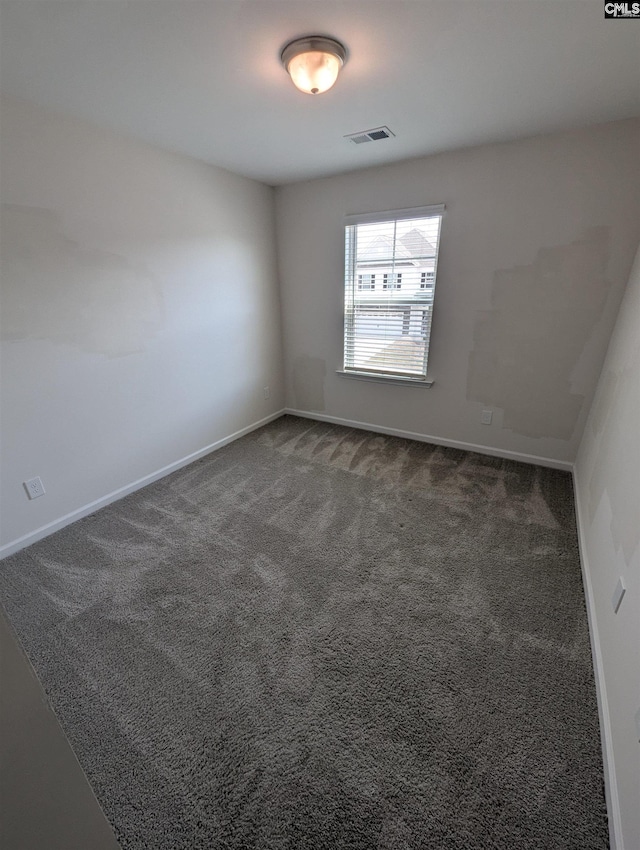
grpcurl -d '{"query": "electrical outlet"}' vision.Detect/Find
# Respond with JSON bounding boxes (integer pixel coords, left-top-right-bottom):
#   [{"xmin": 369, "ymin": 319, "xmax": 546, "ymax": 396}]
[
  {"xmin": 24, "ymin": 477, "xmax": 46, "ymax": 500},
  {"xmin": 481, "ymin": 409, "xmax": 493, "ymax": 425},
  {"xmin": 263, "ymin": 386, "xmax": 270, "ymax": 399}
]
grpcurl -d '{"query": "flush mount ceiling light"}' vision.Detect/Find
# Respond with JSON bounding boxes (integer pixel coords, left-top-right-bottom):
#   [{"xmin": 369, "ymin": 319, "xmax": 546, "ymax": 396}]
[{"xmin": 280, "ymin": 36, "xmax": 347, "ymax": 95}]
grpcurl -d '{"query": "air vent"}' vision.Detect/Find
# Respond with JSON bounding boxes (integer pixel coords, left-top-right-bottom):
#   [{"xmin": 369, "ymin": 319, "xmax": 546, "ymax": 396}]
[{"xmin": 344, "ymin": 126, "xmax": 395, "ymax": 145}]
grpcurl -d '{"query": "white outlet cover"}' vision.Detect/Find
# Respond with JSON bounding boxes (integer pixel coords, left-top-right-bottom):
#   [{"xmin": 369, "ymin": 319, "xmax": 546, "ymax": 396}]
[
  {"xmin": 481, "ymin": 409, "xmax": 493, "ymax": 425},
  {"xmin": 611, "ymin": 577, "xmax": 626, "ymax": 614},
  {"xmin": 24, "ymin": 477, "xmax": 46, "ymax": 500}
]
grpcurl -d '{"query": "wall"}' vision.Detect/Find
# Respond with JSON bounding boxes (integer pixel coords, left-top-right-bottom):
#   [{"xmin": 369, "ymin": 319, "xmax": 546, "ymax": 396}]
[
  {"xmin": 0, "ymin": 95, "xmax": 284, "ymax": 552},
  {"xmin": 275, "ymin": 119, "xmax": 640, "ymax": 466},
  {"xmin": 574, "ymin": 244, "xmax": 640, "ymax": 850}
]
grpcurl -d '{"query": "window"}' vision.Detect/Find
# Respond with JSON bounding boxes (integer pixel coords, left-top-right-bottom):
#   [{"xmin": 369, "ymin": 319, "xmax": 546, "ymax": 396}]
[
  {"xmin": 383, "ymin": 273, "xmax": 402, "ymax": 290},
  {"xmin": 343, "ymin": 205, "xmax": 444, "ymax": 381}
]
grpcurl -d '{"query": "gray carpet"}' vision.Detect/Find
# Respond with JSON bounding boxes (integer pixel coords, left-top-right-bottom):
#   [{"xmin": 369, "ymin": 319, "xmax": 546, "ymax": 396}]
[{"xmin": 0, "ymin": 415, "xmax": 608, "ymax": 849}]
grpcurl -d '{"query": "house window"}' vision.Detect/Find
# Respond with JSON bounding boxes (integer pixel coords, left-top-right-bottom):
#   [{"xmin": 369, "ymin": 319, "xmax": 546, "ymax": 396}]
[
  {"xmin": 383, "ymin": 273, "xmax": 402, "ymax": 290},
  {"xmin": 343, "ymin": 205, "xmax": 444, "ymax": 381}
]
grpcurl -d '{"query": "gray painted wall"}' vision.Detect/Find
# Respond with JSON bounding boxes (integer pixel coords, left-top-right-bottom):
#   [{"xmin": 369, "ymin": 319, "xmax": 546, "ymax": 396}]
[
  {"xmin": 275, "ymin": 119, "xmax": 640, "ymax": 465},
  {"xmin": 0, "ymin": 94, "xmax": 284, "ymax": 552},
  {"xmin": 575, "ymin": 244, "xmax": 640, "ymax": 850}
]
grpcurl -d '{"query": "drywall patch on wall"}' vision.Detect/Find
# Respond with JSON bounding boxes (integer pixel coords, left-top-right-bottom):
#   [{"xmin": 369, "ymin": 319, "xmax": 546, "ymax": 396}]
[
  {"xmin": 293, "ymin": 356, "xmax": 326, "ymax": 412},
  {"xmin": 467, "ymin": 228, "xmax": 610, "ymax": 441},
  {"xmin": 1, "ymin": 204, "xmax": 164, "ymax": 357}
]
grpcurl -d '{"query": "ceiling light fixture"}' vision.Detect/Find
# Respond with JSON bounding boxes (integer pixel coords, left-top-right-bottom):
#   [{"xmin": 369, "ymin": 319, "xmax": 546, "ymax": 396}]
[{"xmin": 280, "ymin": 36, "xmax": 347, "ymax": 95}]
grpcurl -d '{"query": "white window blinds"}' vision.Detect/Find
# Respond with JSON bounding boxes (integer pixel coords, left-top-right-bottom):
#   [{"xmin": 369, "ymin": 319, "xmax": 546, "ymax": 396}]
[{"xmin": 343, "ymin": 205, "xmax": 444, "ymax": 380}]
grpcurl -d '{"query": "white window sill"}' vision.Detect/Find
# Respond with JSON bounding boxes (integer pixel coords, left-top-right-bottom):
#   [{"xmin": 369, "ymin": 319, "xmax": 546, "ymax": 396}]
[{"xmin": 336, "ymin": 370, "xmax": 434, "ymax": 388}]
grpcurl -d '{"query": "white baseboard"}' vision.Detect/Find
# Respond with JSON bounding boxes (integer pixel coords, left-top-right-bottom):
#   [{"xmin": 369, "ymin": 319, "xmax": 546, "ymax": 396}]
[
  {"xmin": 3, "ymin": 408, "xmax": 571, "ymax": 561},
  {"xmin": 283, "ymin": 408, "xmax": 573, "ymax": 471},
  {"xmin": 573, "ymin": 467, "xmax": 622, "ymax": 850},
  {"xmin": 0, "ymin": 410, "xmax": 286, "ymax": 560}
]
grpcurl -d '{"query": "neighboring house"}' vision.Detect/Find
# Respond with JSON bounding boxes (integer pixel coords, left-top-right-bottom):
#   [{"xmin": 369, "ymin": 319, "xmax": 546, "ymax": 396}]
[{"xmin": 355, "ymin": 227, "xmax": 437, "ymax": 301}]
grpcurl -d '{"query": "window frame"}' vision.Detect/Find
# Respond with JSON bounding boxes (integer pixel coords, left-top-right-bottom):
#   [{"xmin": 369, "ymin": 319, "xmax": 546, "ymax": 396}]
[
  {"xmin": 357, "ymin": 273, "xmax": 376, "ymax": 291},
  {"xmin": 382, "ymin": 272, "xmax": 402, "ymax": 290},
  {"xmin": 340, "ymin": 204, "xmax": 444, "ymax": 385},
  {"xmin": 420, "ymin": 271, "xmax": 435, "ymax": 289}
]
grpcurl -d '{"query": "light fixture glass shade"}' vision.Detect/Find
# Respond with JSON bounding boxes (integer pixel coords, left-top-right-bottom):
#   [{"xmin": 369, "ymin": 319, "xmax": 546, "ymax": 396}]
[
  {"xmin": 281, "ymin": 37, "xmax": 347, "ymax": 95},
  {"xmin": 287, "ymin": 51, "xmax": 341, "ymax": 95}
]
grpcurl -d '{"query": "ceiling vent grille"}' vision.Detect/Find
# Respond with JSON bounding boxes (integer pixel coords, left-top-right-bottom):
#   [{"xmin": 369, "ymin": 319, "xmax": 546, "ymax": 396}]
[{"xmin": 344, "ymin": 126, "xmax": 395, "ymax": 145}]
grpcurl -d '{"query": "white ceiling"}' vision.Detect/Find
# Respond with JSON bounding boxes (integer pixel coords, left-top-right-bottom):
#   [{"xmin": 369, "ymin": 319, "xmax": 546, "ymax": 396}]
[{"xmin": 1, "ymin": 1, "xmax": 638, "ymax": 186}]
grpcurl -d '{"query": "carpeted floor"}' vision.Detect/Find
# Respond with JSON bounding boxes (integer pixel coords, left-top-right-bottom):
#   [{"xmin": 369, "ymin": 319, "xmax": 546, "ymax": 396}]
[{"xmin": 0, "ymin": 415, "xmax": 608, "ymax": 849}]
